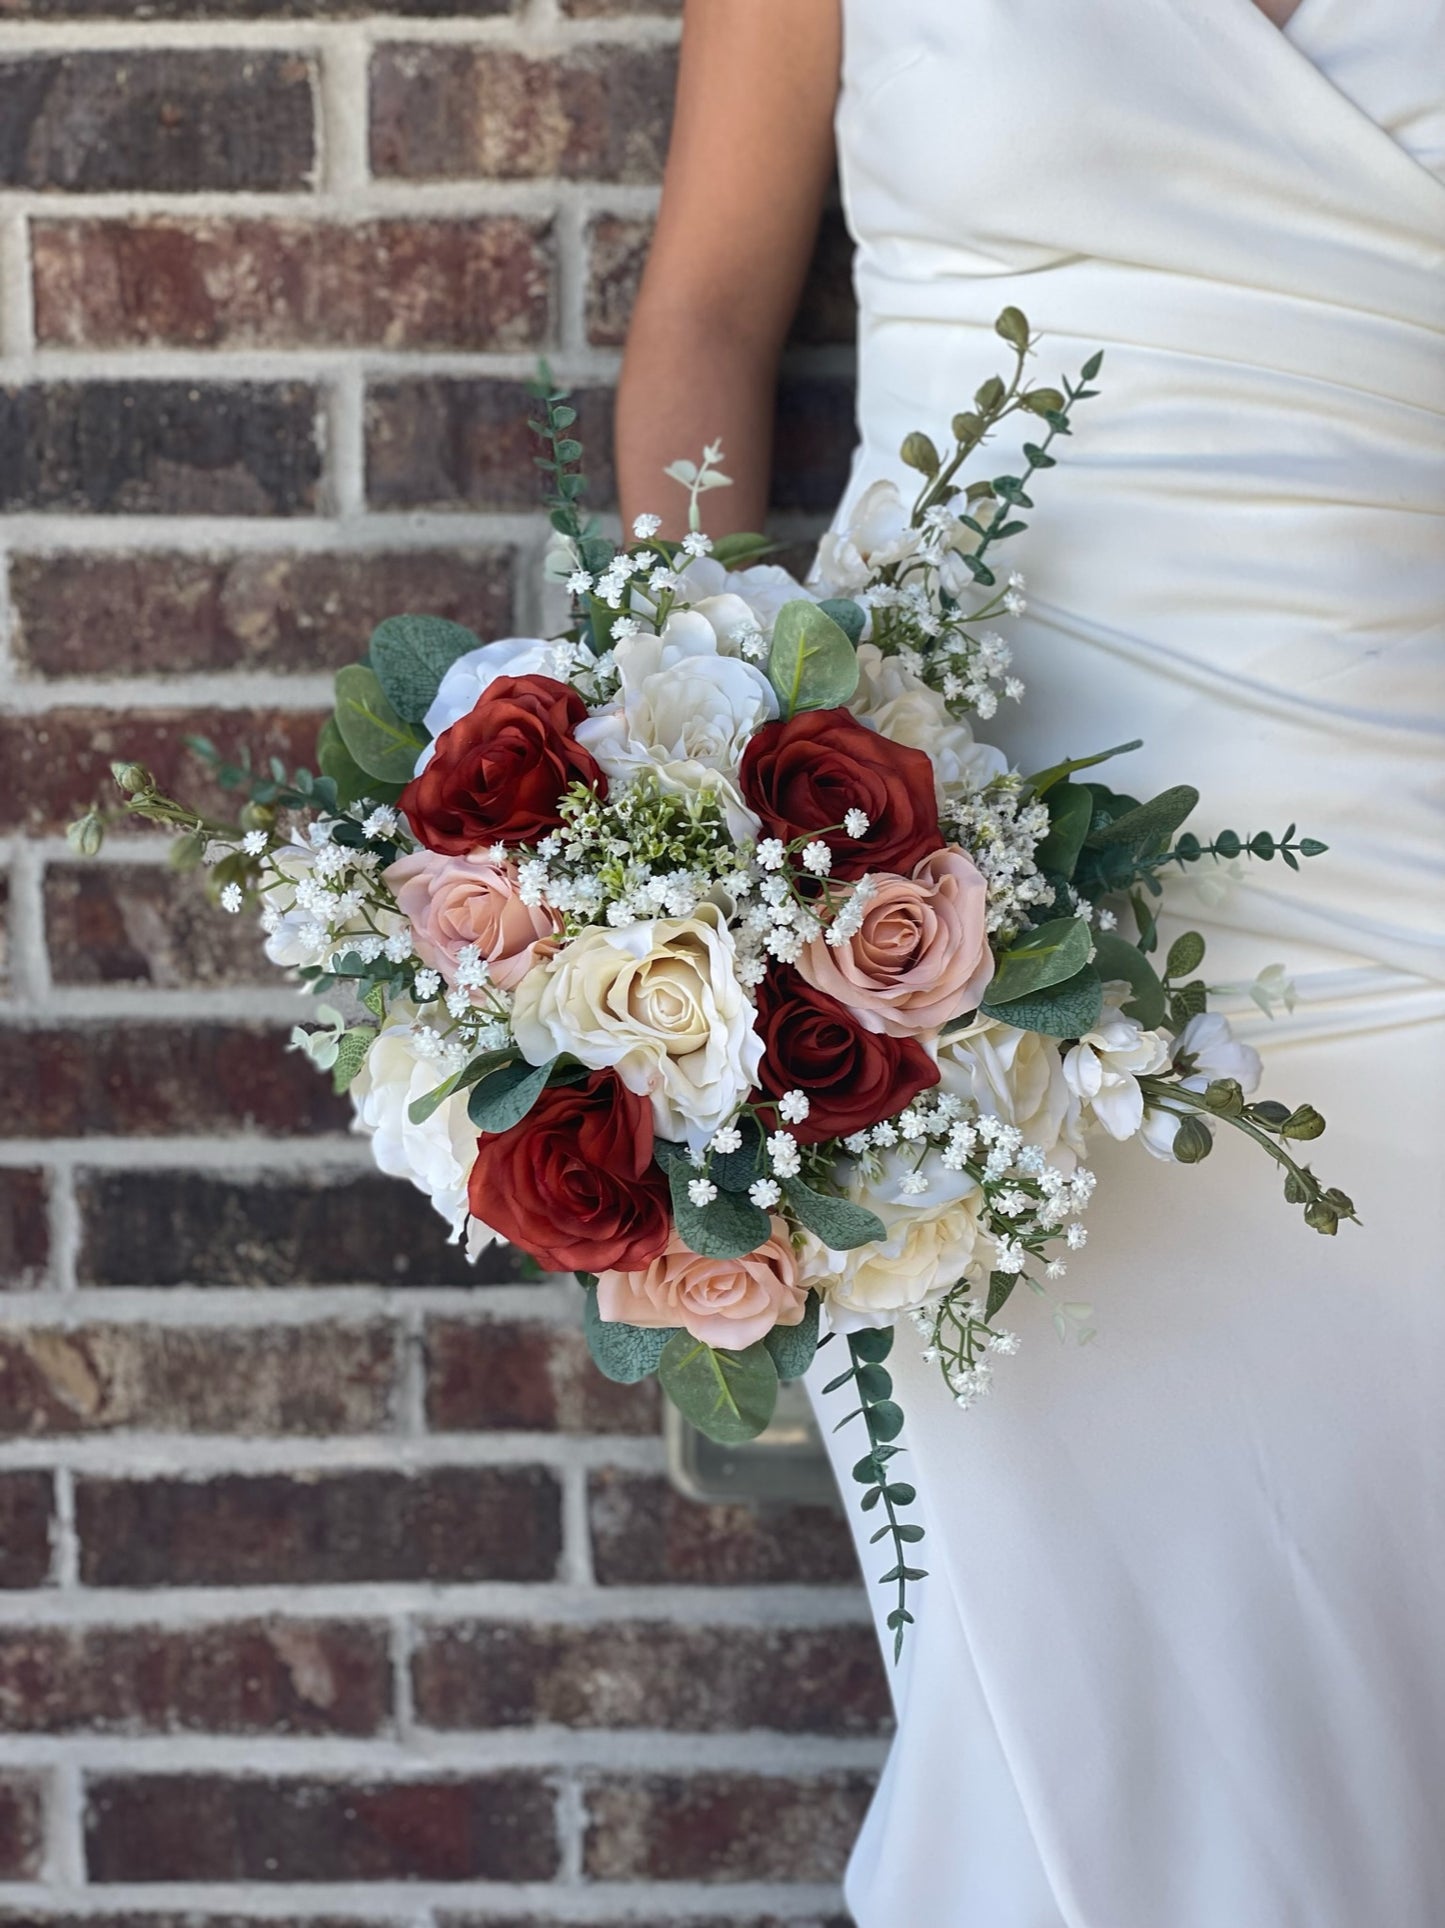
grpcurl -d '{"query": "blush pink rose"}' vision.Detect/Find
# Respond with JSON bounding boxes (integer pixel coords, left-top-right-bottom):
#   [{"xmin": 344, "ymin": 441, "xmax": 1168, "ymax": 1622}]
[
  {"xmin": 595, "ymin": 1219, "xmax": 807, "ymax": 1351},
  {"xmin": 384, "ymin": 849, "xmax": 562, "ymax": 994},
  {"xmin": 798, "ymin": 843, "xmax": 995, "ymax": 1038}
]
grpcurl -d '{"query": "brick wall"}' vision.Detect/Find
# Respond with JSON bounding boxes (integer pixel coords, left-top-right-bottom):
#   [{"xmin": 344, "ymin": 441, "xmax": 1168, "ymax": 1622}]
[{"xmin": 0, "ymin": 2, "xmax": 882, "ymax": 1923}]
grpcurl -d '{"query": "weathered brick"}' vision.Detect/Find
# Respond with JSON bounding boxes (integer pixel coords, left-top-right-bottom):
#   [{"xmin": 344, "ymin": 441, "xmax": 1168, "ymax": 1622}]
[
  {"xmin": 0, "ymin": 706, "xmax": 327, "ymax": 839},
  {"xmin": 560, "ymin": 0, "xmax": 679, "ymax": 13},
  {"xmin": 5, "ymin": 0, "xmax": 513, "ymax": 13},
  {"xmin": 45, "ymin": 865, "xmax": 270, "ymax": 988},
  {"xmin": 75, "ymin": 1170, "xmax": 527, "ymax": 1289},
  {"xmin": 0, "ymin": 1322, "xmax": 397, "ymax": 1436},
  {"xmin": 0, "ymin": 1918, "xmax": 395, "ymax": 1928},
  {"xmin": 585, "ymin": 206, "xmax": 855, "ymax": 350},
  {"xmin": 0, "ymin": 1024, "xmax": 348, "ymax": 1138},
  {"xmin": 589, "ymin": 1471, "xmax": 857, "ymax": 1587},
  {"xmin": 0, "ymin": 1620, "xmax": 390, "ymax": 1736},
  {"xmin": 0, "ymin": 871, "xmax": 9, "ymax": 993},
  {"xmin": 0, "ymin": 1172, "xmax": 50, "ymax": 1291},
  {"xmin": 371, "ymin": 44, "xmax": 677, "ymax": 183},
  {"xmin": 412, "ymin": 1620, "xmax": 888, "ymax": 1734},
  {"xmin": 0, "ymin": 1474, "xmax": 53, "ymax": 1589},
  {"xmin": 0, "ymin": 1774, "xmax": 45, "ymax": 1881},
  {"xmin": 0, "ymin": 51, "xmax": 314, "ymax": 192},
  {"xmin": 425, "ymin": 1319, "xmax": 657, "ymax": 1434},
  {"xmin": 367, "ymin": 378, "xmax": 615, "ymax": 514},
  {"xmin": 583, "ymin": 1771, "xmax": 874, "ymax": 1882},
  {"xmin": 76, "ymin": 1467, "xmax": 562, "ymax": 1587},
  {"xmin": 11, "ymin": 548, "xmax": 514, "ymax": 679},
  {"xmin": 85, "ymin": 1773, "xmax": 558, "ymax": 1882},
  {"xmin": 0, "ymin": 383, "xmax": 321, "ymax": 517},
  {"xmin": 34, "ymin": 218, "xmax": 554, "ymax": 352}
]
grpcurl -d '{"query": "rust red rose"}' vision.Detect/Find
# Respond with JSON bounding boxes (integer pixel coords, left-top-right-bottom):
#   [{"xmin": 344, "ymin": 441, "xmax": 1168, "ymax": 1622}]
[
  {"xmin": 467, "ymin": 1068, "xmax": 672, "ymax": 1274},
  {"xmin": 753, "ymin": 965, "xmax": 939, "ymax": 1144},
  {"xmin": 739, "ymin": 706, "xmax": 943, "ymax": 881},
  {"xmin": 400, "ymin": 673, "xmax": 605, "ymax": 855}
]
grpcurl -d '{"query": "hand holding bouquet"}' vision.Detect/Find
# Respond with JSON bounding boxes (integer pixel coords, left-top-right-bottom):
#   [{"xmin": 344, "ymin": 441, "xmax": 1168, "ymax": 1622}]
[{"xmin": 75, "ymin": 312, "xmax": 1354, "ymax": 1653}]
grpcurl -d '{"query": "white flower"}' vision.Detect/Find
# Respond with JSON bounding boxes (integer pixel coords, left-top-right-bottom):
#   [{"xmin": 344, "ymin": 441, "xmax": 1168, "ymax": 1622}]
[
  {"xmin": 812, "ymin": 479, "xmax": 920, "ymax": 595},
  {"xmin": 843, "ymin": 809, "xmax": 871, "ymax": 840},
  {"xmin": 575, "ymin": 612, "xmax": 778, "ymax": 841},
  {"xmin": 1061, "ymin": 987, "xmax": 1172, "ymax": 1141},
  {"xmin": 801, "ymin": 841, "xmax": 832, "ymax": 877},
  {"xmin": 219, "ymin": 882, "xmax": 243, "ymax": 913},
  {"xmin": 1173, "ymin": 1012, "xmax": 1262, "ymax": 1095},
  {"xmin": 749, "ymin": 1177, "xmax": 782, "ymax": 1208},
  {"xmin": 416, "ymin": 637, "xmax": 560, "ymax": 771},
  {"xmin": 824, "ymin": 1151, "xmax": 992, "ymax": 1319},
  {"xmin": 672, "ymin": 557, "xmax": 817, "ymax": 643},
  {"xmin": 767, "ymin": 1130, "xmax": 802, "ymax": 1177},
  {"xmin": 778, "ymin": 1089, "xmax": 811, "ymax": 1125},
  {"xmin": 848, "ymin": 644, "xmax": 1008, "ymax": 797},
  {"xmin": 510, "ymin": 903, "xmax": 763, "ymax": 1152},
  {"xmin": 938, "ymin": 1016, "xmax": 1078, "ymax": 1164},
  {"xmin": 632, "ymin": 512, "xmax": 662, "ymax": 539},
  {"xmin": 709, "ymin": 1124, "xmax": 743, "ymax": 1155},
  {"xmin": 349, "ymin": 1015, "xmax": 491, "ymax": 1245},
  {"xmin": 241, "ymin": 829, "xmax": 268, "ymax": 856},
  {"xmin": 688, "ymin": 1177, "xmax": 719, "ymax": 1207},
  {"xmin": 361, "ymin": 806, "xmax": 398, "ymax": 841},
  {"xmin": 412, "ymin": 968, "xmax": 442, "ymax": 1003}
]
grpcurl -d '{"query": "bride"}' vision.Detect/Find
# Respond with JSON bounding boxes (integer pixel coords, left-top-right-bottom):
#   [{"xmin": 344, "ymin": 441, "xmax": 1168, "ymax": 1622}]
[{"xmin": 614, "ymin": 2, "xmax": 1444, "ymax": 1924}]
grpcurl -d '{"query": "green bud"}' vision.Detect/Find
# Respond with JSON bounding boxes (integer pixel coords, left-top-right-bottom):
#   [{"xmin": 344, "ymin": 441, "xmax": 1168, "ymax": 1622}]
[
  {"xmin": 1250, "ymin": 1100, "xmax": 1292, "ymax": 1128},
  {"xmin": 1203, "ymin": 1077, "xmax": 1245, "ymax": 1117},
  {"xmin": 952, "ymin": 411, "xmax": 984, "ymax": 446},
  {"xmin": 1171, "ymin": 1114, "xmax": 1214, "ymax": 1164},
  {"xmin": 899, "ymin": 430, "xmax": 941, "ymax": 476},
  {"xmin": 994, "ymin": 305, "xmax": 1031, "ymax": 351},
  {"xmin": 1322, "ymin": 1188, "xmax": 1356, "ymax": 1219},
  {"xmin": 110, "ymin": 761, "xmax": 151, "ymax": 796},
  {"xmin": 1303, "ymin": 1200, "xmax": 1340, "ymax": 1235},
  {"xmin": 1283, "ymin": 1170, "xmax": 1309, "ymax": 1205},
  {"xmin": 1281, "ymin": 1104, "xmax": 1326, "ymax": 1141},
  {"xmin": 974, "ymin": 375, "xmax": 1007, "ymax": 414},
  {"xmin": 66, "ymin": 811, "xmax": 104, "ymax": 857},
  {"xmin": 169, "ymin": 829, "xmax": 208, "ymax": 872},
  {"xmin": 239, "ymin": 801, "xmax": 276, "ymax": 833},
  {"xmin": 1022, "ymin": 387, "xmax": 1065, "ymax": 415}
]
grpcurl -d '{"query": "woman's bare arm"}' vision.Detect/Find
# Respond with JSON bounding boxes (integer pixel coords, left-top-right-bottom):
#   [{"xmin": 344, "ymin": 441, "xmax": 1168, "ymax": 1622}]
[{"xmin": 615, "ymin": 0, "xmax": 842, "ymax": 539}]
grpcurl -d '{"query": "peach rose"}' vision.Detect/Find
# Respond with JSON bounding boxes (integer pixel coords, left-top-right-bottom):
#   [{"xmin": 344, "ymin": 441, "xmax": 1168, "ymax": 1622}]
[
  {"xmin": 384, "ymin": 849, "xmax": 562, "ymax": 994},
  {"xmin": 595, "ymin": 1218, "xmax": 807, "ymax": 1351},
  {"xmin": 798, "ymin": 844, "xmax": 995, "ymax": 1038}
]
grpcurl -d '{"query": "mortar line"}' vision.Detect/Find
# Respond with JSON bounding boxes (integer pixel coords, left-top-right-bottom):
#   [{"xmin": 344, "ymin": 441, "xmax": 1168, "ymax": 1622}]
[{"xmin": 50, "ymin": 1466, "xmax": 79, "ymax": 1589}]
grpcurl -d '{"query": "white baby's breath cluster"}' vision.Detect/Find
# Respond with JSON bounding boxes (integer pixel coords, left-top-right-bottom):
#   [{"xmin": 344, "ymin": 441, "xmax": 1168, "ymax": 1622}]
[{"xmin": 942, "ymin": 777, "xmax": 1054, "ymax": 939}]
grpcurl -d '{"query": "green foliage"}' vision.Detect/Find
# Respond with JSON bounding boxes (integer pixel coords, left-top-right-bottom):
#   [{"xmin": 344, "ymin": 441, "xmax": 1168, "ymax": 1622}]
[
  {"xmin": 1092, "ymin": 931, "xmax": 1166, "ymax": 1028},
  {"xmin": 369, "ymin": 614, "xmax": 482, "ymax": 725},
  {"xmin": 1032, "ymin": 781, "xmax": 1093, "ymax": 878},
  {"xmin": 982, "ymin": 963, "xmax": 1105, "ymax": 1038},
  {"xmin": 816, "ymin": 597, "xmax": 867, "ymax": 645},
  {"xmin": 767, "ymin": 600, "xmax": 861, "ymax": 717},
  {"xmin": 317, "ymin": 716, "xmax": 400, "ymax": 810},
  {"xmin": 783, "ymin": 1175, "xmax": 887, "ymax": 1252},
  {"xmin": 709, "ymin": 531, "xmax": 778, "ymax": 569},
  {"xmin": 1171, "ymin": 1113, "xmax": 1214, "ymax": 1163},
  {"xmin": 656, "ymin": 1142, "xmax": 773, "ymax": 1260},
  {"xmin": 764, "ymin": 1292, "xmax": 821, "ymax": 1381},
  {"xmin": 658, "ymin": 1331, "xmax": 778, "ymax": 1444},
  {"xmin": 827, "ymin": 1328, "xmax": 925, "ymax": 1661},
  {"xmin": 1166, "ymin": 931, "xmax": 1206, "ymax": 980},
  {"xmin": 407, "ymin": 1048, "xmax": 518, "ymax": 1126},
  {"xmin": 1084, "ymin": 784, "xmax": 1199, "ymax": 856},
  {"xmin": 583, "ymin": 1287, "xmax": 675, "ymax": 1384},
  {"xmin": 467, "ymin": 1057, "xmax": 556, "ymax": 1134},
  {"xmin": 985, "ymin": 1270, "xmax": 1018, "ymax": 1320},
  {"xmin": 333, "ymin": 664, "xmax": 427, "ymax": 786},
  {"xmin": 987, "ymin": 916, "xmax": 1093, "ymax": 1003},
  {"xmin": 329, "ymin": 1026, "xmax": 375, "ymax": 1094},
  {"xmin": 1024, "ymin": 739, "xmax": 1143, "ymax": 799}
]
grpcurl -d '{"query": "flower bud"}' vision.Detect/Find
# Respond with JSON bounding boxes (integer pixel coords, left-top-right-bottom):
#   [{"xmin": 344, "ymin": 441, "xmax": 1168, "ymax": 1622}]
[
  {"xmin": 1171, "ymin": 1114, "xmax": 1214, "ymax": 1164},
  {"xmin": 66, "ymin": 811, "xmax": 104, "ymax": 857},
  {"xmin": 1202, "ymin": 1077, "xmax": 1245, "ymax": 1116},
  {"xmin": 1304, "ymin": 1199, "xmax": 1340, "ymax": 1235},
  {"xmin": 110, "ymin": 762, "xmax": 151, "ymax": 796},
  {"xmin": 1281, "ymin": 1104, "xmax": 1325, "ymax": 1140},
  {"xmin": 899, "ymin": 430, "xmax": 941, "ymax": 476}
]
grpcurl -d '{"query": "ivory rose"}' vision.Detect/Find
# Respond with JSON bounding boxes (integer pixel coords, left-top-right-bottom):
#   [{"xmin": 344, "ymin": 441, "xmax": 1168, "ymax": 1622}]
[
  {"xmin": 937, "ymin": 1013, "xmax": 1079, "ymax": 1163},
  {"xmin": 384, "ymin": 849, "xmax": 561, "ymax": 994},
  {"xmin": 510, "ymin": 903, "xmax": 763, "ymax": 1151},
  {"xmin": 798, "ymin": 844, "xmax": 994, "ymax": 1037},
  {"xmin": 596, "ymin": 1219, "xmax": 807, "ymax": 1350},
  {"xmin": 823, "ymin": 1154, "xmax": 993, "ymax": 1320},
  {"xmin": 848, "ymin": 644, "xmax": 1008, "ymax": 797}
]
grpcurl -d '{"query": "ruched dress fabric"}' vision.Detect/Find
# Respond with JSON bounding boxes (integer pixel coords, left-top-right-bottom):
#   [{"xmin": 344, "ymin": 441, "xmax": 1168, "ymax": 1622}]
[{"xmin": 803, "ymin": 3, "xmax": 1445, "ymax": 1924}]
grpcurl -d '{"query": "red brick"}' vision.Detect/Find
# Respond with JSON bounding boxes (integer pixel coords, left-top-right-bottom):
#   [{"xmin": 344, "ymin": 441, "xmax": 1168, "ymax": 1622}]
[
  {"xmin": 370, "ymin": 44, "xmax": 677, "ymax": 183},
  {"xmin": 76, "ymin": 1467, "xmax": 562, "ymax": 1587},
  {"xmin": 0, "ymin": 705, "xmax": 326, "ymax": 839},
  {"xmin": 583, "ymin": 1771, "xmax": 873, "ymax": 1882},
  {"xmin": 561, "ymin": 0, "xmax": 678, "ymax": 12},
  {"xmin": 367, "ymin": 378, "xmax": 615, "ymax": 513},
  {"xmin": 0, "ymin": 871, "xmax": 9, "ymax": 994},
  {"xmin": 425, "ymin": 1319, "xmax": 657, "ymax": 1434},
  {"xmin": 0, "ymin": 1620, "xmax": 390, "ymax": 1737},
  {"xmin": 589, "ymin": 1471, "xmax": 858, "ymax": 1587},
  {"xmin": 75, "ymin": 1169, "xmax": 526, "ymax": 1289},
  {"xmin": 0, "ymin": 1475, "xmax": 53, "ymax": 1589},
  {"xmin": 0, "ymin": 1172, "xmax": 50, "ymax": 1291},
  {"xmin": 33, "ymin": 218, "xmax": 554, "ymax": 352},
  {"xmin": 0, "ymin": 1774, "xmax": 45, "ymax": 1881},
  {"xmin": 0, "ymin": 1322, "xmax": 397, "ymax": 1436},
  {"xmin": 412, "ymin": 1620, "xmax": 888, "ymax": 1734},
  {"xmin": 11, "ymin": 550, "xmax": 515, "ymax": 678},
  {"xmin": 0, "ymin": 51, "xmax": 314, "ymax": 192},
  {"xmin": 45, "ymin": 865, "xmax": 270, "ymax": 988},
  {"xmin": 0, "ymin": 1024, "xmax": 348, "ymax": 1138},
  {"xmin": 585, "ymin": 206, "xmax": 855, "ymax": 350},
  {"xmin": 84, "ymin": 1773, "xmax": 558, "ymax": 1882},
  {"xmin": 0, "ymin": 383, "xmax": 321, "ymax": 516}
]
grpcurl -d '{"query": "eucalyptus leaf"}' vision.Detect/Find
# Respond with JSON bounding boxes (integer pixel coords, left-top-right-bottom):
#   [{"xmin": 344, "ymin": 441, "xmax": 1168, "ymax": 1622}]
[
  {"xmin": 583, "ymin": 1289, "xmax": 675, "ymax": 1384},
  {"xmin": 407, "ymin": 1048, "xmax": 518, "ymax": 1126},
  {"xmin": 665, "ymin": 1154, "xmax": 773, "ymax": 1260},
  {"xmin": 987, "ymin": 916, "xmax": 1093, "ymax": 1004},
  {"xmin": 764, "ymin": 1291, "xmax": 821, "ymax": 1382},
  {"xmin": 317, "ymin": 715, "xmax": 400, "ymax": 811},
  {"xmin": 334, "ymin": 664, "xmax": 428, "ymax": 785},
  {"xmin": 982, "ymin": 963, "xmax": 1105, "ymax": 1038},
  {"xmin": 1032, "ymin": 782, "xmax": 1093, "ymax": 879},
  {"xmin": 783, "ymin": 1175, "xmax": 886, "ymax": 1252},
  {"xmin": 1167, "ymin": 931, "xmax": 1207, "ymax": 979},
  {"xmin": 708, "ymin": 1116, "xmax": 767, "ymax": 1192},
  {"xmin": 468, "ymin": 1057, "xmax": 556, "ymax": 1135},
  {"xmin": 330, "ymin": 1026, "xmax": 375, "ymax": 1094},
  {"xmin": 658, "ymin": 1332, "xmax": 779, "ymax": 1445},
  {"xmin": 709, "ymin": 531, "xmax": 779, "ymax": 569},
  {"xmin": 816, "ymin": 597, "xmax": 866, "ymax": 645},
  {"xmin": 1091, "ymin": 931, "xmax": 1167, "ymax": 1029},
  {"xmin": 1023, "ymin": 739, "xmax": 1143, "ymax": 799},
  {"xmin": 1085, "ymin": 784, "xmax": 1199, "ymax": 857},
  {"xmin": 767, "ymin": 600, "xmax": 860, "ymax": 717},
  {"xmin": 369, "ymin": 614, "xmax": 482, "ymax": 725}
]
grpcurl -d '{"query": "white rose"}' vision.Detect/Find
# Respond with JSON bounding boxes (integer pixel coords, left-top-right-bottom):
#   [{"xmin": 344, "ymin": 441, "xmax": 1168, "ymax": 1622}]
[
  {"xmin": 575, "ymin": 612, "xmax": 778, "ymax": 841},
  {"xmin": 821, "ymin": 1151, "xmax": 992, "ymax": 1321},
  {"xmin": 349, "ymin": 1019, "xmax": 492, "ymax": 1246},
  {"xmin": 510, "ymin": 903, "xmax": 763, "ymax": 1151},
  {"xmin": 1062, "ymin": 985, "xmax": 1172, "ymax": 1142},
  {"xmin": 937, "ymin": 1014, "xmax": 1079, "ymax": 1164},
  {"xmin": 848, "ymin": 644, "xmax": 1008, "ymax": 798},
  {"xmin": 812, "ymin": 479, "xmax": 921, "ymax": 596},
  {"xmin": 416, "ymin": 637, "xmax": 560, "ymax": 772},
  {"xmin": 1138, "ymin": 1012, "xmax": 1264, "ymax": 1164},
  {"xmin": 673, "ymin": 559, "xmax": 817, "ymax": 641}
]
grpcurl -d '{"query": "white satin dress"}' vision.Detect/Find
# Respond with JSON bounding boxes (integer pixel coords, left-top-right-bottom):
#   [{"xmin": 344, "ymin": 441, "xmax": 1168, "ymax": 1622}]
[{"xmin": 804, "ymin": 2, "xmax": 1445, "ymax": 1923}]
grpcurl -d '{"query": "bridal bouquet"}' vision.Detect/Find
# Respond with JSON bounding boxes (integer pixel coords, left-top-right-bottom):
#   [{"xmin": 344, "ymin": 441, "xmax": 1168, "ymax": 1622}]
[{"xmin": 74, "ymin": 310, "xmax": 1353, "ymax": 1653}]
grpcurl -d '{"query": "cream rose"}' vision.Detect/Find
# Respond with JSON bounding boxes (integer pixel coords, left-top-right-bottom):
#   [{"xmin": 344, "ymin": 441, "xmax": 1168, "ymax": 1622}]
[
  {"xmin": 596, "ymin": 1219, "xmax": 806, "ymax": 1350},
  {"xmin": 820, "ymin": 1153, "xmax": 993, "ymax": 1320},
  {"xmin": 385, "ymin": 849, "xmax": 562, "ymax": 995},
  {"xmin": 349, "ymin": 1017, "xmax": 494, "ymax": 1246},
  {"xmin": 576, "ymin": 613, "xmax": 778, "ymax": 840},
  {"xmin": 510, "ymin": 903, "xmax": 763, "ymax": 1151},
  {"xmin": 937, "ymin": 1014, "xmax": 1078, "ymax": 1163},
  {"xmin": 798, "ymin": 845, "xmax": 995, "ymax": 1038},
  {"xmin": 848, "ymin": 644, "xmax": 1008, "ymax": 797}
]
